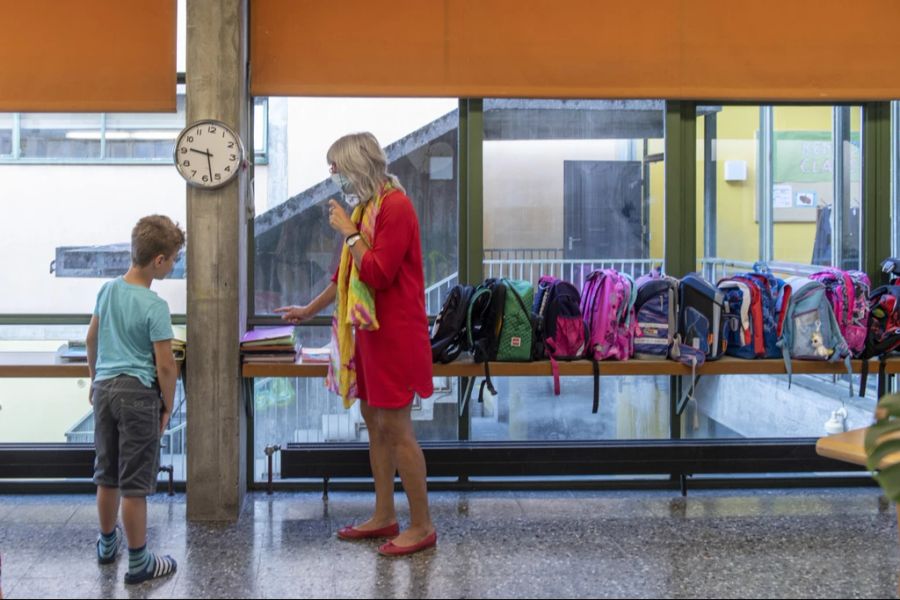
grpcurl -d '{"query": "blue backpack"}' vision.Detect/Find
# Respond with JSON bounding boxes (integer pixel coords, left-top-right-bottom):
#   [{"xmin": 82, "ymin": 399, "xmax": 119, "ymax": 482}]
[
  {"xmin": 778, "ymin": 277, "xmax": 852, "ymax": 395},
  {"xmin": 718, "ymin": 269, "xmax": 784, "ymax": 359}
]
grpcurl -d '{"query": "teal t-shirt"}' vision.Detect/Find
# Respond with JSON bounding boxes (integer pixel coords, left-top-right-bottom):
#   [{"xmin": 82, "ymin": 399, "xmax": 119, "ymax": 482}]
[{"xmin": 93, "ymin": 277, "xmax": 174, "ymax": 389}]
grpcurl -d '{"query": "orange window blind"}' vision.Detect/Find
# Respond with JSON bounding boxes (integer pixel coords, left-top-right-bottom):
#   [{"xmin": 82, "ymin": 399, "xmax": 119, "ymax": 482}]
[
  {"xmin": 251, "ymin": 0, "xmax": 900, "ymax": 101},
  {"xmin": 0, "ymin": 0, "xmax": 176, "ymax": 112}
]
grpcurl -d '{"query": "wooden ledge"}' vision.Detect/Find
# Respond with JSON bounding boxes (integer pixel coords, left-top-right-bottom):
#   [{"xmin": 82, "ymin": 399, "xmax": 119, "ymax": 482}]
[{"xmin": 241, "ymin": 356, "xmax": 900, "ymax": 379}]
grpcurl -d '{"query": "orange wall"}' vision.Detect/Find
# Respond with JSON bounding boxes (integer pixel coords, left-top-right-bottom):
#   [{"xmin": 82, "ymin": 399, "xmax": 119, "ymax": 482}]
[
  {"xmin": 0, "ymin": 0, "xmax": 176, "ymax": 112},
  {"xmin": 251, "ymin": 0, "xmax": 900, "ymax": 100}
]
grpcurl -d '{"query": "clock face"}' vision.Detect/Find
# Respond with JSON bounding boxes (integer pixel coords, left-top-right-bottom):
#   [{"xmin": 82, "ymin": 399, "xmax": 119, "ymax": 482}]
[{"xmin": 174, "ymin": 120, "xmax": 244, "ymax": 188}]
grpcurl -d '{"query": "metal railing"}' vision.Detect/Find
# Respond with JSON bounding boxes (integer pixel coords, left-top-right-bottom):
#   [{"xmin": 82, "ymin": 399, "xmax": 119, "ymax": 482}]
[
  {"xmin": 424, "ymin": 272, "xmax": 459, "ymax": 314},
  {"xmin": 700, "ymin": 258, "xmax": 823, "ymax": 283},
  {"xmin": 484, "ymin": 257, "xmax": 660, "ymax": 289}
]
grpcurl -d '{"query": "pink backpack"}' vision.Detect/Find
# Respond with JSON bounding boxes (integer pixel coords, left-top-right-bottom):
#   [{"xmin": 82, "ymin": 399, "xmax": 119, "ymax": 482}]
[
  {"xmin": 809, "ymin": 268, "xmax": 871, "ymax": 356},
  {"xmin": 580, "ymin": 269, "xmax": 638, "ymax": 361}
]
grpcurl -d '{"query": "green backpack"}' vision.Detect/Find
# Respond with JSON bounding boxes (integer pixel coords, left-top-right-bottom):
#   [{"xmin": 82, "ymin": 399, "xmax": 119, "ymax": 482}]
[{"xmin": 495, "ymin": 278, "xmax": 535, "ymax": 362}]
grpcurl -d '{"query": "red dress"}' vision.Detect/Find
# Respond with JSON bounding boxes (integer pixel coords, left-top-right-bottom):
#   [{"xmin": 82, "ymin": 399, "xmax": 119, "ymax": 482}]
[{"xmin": 332, "ymin": 189, "xmax": 434, "ymax": 409}]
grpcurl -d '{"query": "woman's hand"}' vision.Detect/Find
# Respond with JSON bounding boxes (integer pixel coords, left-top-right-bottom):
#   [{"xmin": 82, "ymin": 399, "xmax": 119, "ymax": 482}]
[
  {"xmin": 328, "ymin": 199, "xmax": 357, "ymax": 237},
  {"xmin": 274, "ymin": 304, "xmax": 314, "ymax": 325}
]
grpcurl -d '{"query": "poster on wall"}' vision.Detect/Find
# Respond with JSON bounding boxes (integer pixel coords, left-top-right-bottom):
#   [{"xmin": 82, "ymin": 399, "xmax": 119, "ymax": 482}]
[{"xmin": 769, "ymin": 131, "xmax": 861, "ymax": 222}]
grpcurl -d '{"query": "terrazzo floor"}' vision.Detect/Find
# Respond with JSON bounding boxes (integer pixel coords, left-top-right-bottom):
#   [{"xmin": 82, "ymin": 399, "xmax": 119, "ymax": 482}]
[{"xmin": 0, "ymin": 487, "xmax": 898, "ymax": 598}]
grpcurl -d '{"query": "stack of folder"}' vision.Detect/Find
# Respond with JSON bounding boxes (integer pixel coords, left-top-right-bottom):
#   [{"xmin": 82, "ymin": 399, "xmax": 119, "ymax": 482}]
[
  {"xmin": 241, "ymin": 325, "xmax": 300, "ymax": 363},
  {"xmin": 300, "ymin": 346, "xmax": 331, "ymax": 363},
  {"xmin": 57, "ymin": 340, "xmax": 87, "ymax": 361},
  {"xmin": 171, "ymin": 325, "xmax": 187, "ymax": 361}
]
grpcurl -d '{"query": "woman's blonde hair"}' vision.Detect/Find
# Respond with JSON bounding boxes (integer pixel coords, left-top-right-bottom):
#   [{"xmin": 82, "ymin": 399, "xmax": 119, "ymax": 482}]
[{"xmin": 326, "ymin": 132, "xmax": 404, "ymax": 204}]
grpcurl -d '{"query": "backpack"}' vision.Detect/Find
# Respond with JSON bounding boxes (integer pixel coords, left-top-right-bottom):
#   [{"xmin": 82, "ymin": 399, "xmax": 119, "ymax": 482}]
[
  {"xmin": 581, "ymin": 269, "xmax": 638, "ymax": 361},
  {"xmin": 430, "ymin": 284, "xmax": 475, "ymax": 364},
  {"xmin": 466, "ymin": 278, "xmax": 535, "ymax": 401},
  {"xmin": 633, "ymin": 268, "xmax": 678, "ymax": 360},
  {"xmin": 533, "ymin": 276, "xmax": 587, "ymax": 395},
  {"xmin": 882, "ymin": 257, "xmax": 900, "ymax": 284},
  {"xmin": 580, "ymin": 269, "xmax": 638, "ymax": 413},
  {"xmin": 778, "ymin": 276, "xmax": 852, "ymax": 395},
  {"xmin": 858, "ymin": 285, "xmax": 900, "ymax": 396},
  {"xmin": 810, "ymin": 269, "xmax": 871, "ymax": 356},
  {"xmin": 678, "ymin": 275, "xmax": 726, "ymax": 360},
  {"xmin": 717, "ymin": 269, "xmax": 784, "ymax": 359}
]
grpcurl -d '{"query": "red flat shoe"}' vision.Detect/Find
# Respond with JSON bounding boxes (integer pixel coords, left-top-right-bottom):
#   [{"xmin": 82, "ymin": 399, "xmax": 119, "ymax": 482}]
[
  {"xmin": 377, "ymin": 531, "xmax": 437, "ymax": 556},
  {"xmin": 337, "ymin": 522, "xmax": 400, "ymax": 540}
]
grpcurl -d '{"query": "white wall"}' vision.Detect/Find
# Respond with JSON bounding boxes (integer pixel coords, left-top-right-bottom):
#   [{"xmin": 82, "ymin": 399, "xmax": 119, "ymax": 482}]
[
  {"xmin": 0, "ymin": 165, "xmax": 188, "ymax": 314},
  {"xmin": 483, "ymin": 139, "xmax": 633, "ymax": 249}
]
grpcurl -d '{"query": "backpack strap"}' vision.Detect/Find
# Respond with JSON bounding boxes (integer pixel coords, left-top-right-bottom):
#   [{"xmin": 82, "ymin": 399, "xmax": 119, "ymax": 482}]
[
  {"xmin": 592, "ymin": 359, "xmax": 600, "ymax": 414},
  {"xmin": 860, "ymin": 358, "xmax": 870, "ymax": 398},
  {"xmin": 782, "ymin": 342, "xmax": 793, "ymax": 389},
  {"xmin": 844, "ymin": 354, "xmax": 853, "ymax": 397},
  {"xmin": 546, "ymin": 338, "xmax": 561, "ymax": 395},
  {"xmin": 481, "ymin": 362, "xmax": 497, "ymax": 400},
  {"xmin": 466, "ymin": 288, "xmax": 492, "ymax": 350}
]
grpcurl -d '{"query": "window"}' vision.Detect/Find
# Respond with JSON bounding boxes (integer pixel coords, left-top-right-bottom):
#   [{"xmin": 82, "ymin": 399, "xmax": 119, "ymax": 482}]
[
  {"xmin": 699, "ymin": 104, "xmax": 863, "ymax": 280},
  {"xmin": 251, "ymin": 97, "xmax": 460, "ymax": 479},
  {"xmin": 0, "ymin": 113, "xmax": 12, "ymax": 157},
  {"xmin": 0, "ymin": 325, "xmax": 187, "ymax": 480},
  {"xmin": 693, "ymin": 104, "xmax": 871, "ymax": 441},
  {"xmin": 475, "ymin": 99, "xmax": 667, "ymax": 442},
  {"xmin": 252, "ymin": 97, "xmax": 459, "ymax": 316}
]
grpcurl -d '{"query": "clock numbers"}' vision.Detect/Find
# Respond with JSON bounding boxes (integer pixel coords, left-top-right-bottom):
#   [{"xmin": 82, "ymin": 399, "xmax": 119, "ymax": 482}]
[{"xmin": 176, "ymin": 121, "xmax": 243, "ymax": 188}]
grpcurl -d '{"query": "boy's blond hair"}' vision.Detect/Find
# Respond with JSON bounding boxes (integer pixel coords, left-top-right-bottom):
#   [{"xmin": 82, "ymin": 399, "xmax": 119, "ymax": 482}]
[{"xmin": 131, "ymin": 215, "xmax": 186, "ymax": 267}]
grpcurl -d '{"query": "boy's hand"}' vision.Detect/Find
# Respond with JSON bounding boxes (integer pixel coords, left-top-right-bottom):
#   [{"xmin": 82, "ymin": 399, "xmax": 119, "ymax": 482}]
[
  {"xmin": 159, "ymin": 405, "xmax": 171, "ymax": 437},
  {"xmin": 274, "ymin": 305, "xmax": 312, "ymax": 325},
  {"xmin": 88, "ymin": 382, "xmax": 93, "ymax": 406}
]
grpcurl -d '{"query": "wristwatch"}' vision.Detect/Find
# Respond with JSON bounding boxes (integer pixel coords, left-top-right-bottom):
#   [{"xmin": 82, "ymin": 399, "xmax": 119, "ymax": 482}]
[{"xmin": 346, "ymin": 232, "xmax": 362, "ymax": 247}]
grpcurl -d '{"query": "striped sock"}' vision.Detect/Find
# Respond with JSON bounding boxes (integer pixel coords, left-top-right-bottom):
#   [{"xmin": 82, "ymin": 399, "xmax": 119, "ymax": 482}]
[
  {"xmin": 126, "ymin": 545, "xmax": 177, "ymax": 584},
  {"xmin": 96, "ymin": 526, "xmax": 121, "ymax": 563}
]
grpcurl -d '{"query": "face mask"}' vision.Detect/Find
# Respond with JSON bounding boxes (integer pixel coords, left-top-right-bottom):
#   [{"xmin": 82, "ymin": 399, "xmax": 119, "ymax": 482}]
[{"xmin": 331, "ymin": 173, "xmax": 355, "ymax": 195}]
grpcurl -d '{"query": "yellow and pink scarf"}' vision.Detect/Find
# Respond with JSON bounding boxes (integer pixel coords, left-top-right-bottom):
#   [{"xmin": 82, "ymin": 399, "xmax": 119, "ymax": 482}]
[{"xmin": 326, "ymin": 183, "xmax": 393, "ymax": 408}]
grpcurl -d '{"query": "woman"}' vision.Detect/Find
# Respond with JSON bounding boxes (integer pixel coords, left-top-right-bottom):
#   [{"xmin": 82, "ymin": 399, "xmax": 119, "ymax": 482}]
[{"xmin": 275, "ymin": 132, "xmax": 436, "ymax": 556}]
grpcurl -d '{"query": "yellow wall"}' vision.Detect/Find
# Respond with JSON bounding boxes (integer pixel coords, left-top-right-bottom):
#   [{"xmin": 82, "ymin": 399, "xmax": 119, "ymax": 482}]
[{"xmin": 699, "ymin": 105, "xmax": 858, "ymax": 266}]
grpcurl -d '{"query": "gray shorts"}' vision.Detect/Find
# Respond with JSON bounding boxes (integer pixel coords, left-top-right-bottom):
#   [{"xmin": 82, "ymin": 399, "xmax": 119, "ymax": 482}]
[{"xmin": 92, "ymin": 375, "xmax": 161, "ymax": 497}]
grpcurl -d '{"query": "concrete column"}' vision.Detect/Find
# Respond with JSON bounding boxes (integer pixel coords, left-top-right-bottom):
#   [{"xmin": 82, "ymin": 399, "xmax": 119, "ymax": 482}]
[{"xmin": 185, "ymin": 0, "xmax": 250, "ymax": 521}]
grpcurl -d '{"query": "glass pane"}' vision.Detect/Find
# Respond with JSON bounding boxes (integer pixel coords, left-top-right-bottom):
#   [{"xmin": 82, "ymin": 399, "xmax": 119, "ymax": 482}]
[
  {"xmin": 0, "ymin": 125, "xmax": 187, "ymax": 313},
  {"xmin": 772, "ymin": 106, "xmax": 862, "ymax": 271},
  {"xmin": 470, "ymin": 376, "xmax": 670, "ymax": 441},
  {"xmin": 695, "ymin": 104, "xmax": 871, "ymax": 441},
  {"xmin": 0, "ymin": 325, "xmax": 187, "ymax": 481},
  {"xmin": 0, "ymin": 113, "xmax": 11, "ymax": 157},
  {"xmin": 19, "ymin": 113, "xmax": 102, "ymax": 160},
  {"xmin": 253, "ymin": 97, "xmax": 459, "ymax": 316},
  {"xmin": 699, "ymin": 104, "xmax": 862, "ymax": 280},
  {"xmin": 253, "ymin": 325, "xmax": 459, "ymax": 481},
  {"xmin": 682, "ymin": 374, "xmax": 875, "ymax": 439},
  {"xmin": 482, "ymin": 99, "xmax": 665, "ymax": 287},
  {"xmin": 104, "ymin": 93, "xmax": 185, "ymax": 160},
  {"xmin": 892, "ymin": 101, "xmax": 900, "ymax": 257}
]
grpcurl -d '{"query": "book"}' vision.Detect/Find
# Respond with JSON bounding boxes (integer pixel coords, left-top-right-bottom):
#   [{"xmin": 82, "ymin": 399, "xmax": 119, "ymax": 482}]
[
  {"xmin": 240, "ymin": 326, "xmax": 296, "ymax": 348},
  {"xmin": 300, "ymin": 346, "xmax": 331, "ymax": 363},
  {"xmin": 241, "ymin": 344, "xmax": 301, "ymax": 353},
  {"xmin": 242, "ymin": 351, "xmax": 300, "ymax": 363},
  {"xmin": 57, "ymin": 342, "xmax": 87, "ymax": 361}
]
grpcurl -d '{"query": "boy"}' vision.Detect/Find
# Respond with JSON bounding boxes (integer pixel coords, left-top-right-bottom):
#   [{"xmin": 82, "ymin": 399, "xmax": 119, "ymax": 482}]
[{"xmin": 86, "ymin": 215, "xmax": 184, "ymax": 585}]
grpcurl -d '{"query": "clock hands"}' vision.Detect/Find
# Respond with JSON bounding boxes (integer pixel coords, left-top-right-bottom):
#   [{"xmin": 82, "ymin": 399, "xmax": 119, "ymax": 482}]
[{"xmin": 189, "ymin": 148, "xmax": 214, "ymax": 181}]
